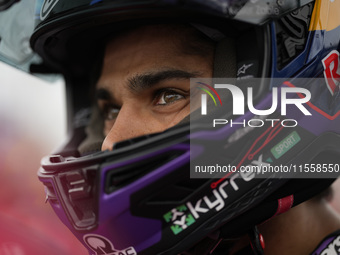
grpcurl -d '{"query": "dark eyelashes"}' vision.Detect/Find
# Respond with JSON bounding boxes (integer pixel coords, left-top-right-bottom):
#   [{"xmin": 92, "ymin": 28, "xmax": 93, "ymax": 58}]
[
  {"xmin": 97, "ymin": 87, "xmax": 190, "ymax": 120},
  {"xmin": 153, "ymin": 88, "xmax": 189, "ymax": 99},
  {"xmin": 99, "ymin": 103, "xmax": 120, "ymax": 120}
]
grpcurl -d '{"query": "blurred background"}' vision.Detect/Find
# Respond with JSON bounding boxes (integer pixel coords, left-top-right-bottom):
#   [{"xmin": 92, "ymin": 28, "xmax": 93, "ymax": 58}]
[{"xmin": 0, "ymin": 61, "xmax": 87, "ymax": 254}]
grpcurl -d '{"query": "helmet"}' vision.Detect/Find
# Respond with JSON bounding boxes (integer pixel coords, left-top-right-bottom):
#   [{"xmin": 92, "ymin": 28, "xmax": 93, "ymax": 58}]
[{"xmin": 33, "ymin": 0, "xmax": 340, "ymax": 254}]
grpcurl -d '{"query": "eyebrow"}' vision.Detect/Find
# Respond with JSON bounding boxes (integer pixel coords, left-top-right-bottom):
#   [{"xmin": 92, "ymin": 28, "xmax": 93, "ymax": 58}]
[
  {"xmin": 127, "ymin": 69, "xmax": 202, "ymax": 93},
  {"xmin": 95, "ymin": 68, "xmax": 202, "ymax": 103},
  {"xmin": 96, "ymin": 87, "xmax": 112, "ymax": 101}
]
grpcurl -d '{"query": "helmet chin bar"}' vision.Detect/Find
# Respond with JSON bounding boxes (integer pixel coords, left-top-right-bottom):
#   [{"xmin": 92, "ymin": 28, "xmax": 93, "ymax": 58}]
[{"xmin": 39, "ymin": 158, "xmax": 100, "ymax": 231}]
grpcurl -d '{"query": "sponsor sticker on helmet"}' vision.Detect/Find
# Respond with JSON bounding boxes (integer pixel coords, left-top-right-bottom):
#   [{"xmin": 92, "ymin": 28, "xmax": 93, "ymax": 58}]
[
  {"xmin": 83, "ymin": 234, "xmax": 137, "ymax": 255},
  {"xmin": 322, "ymin": 50, "xmax": 340, "ymax": 95},
  {"xmin": 163, "ymin": 168, "xmax": 261, "ymax": 235},
  {"xmin": 312, "ymin": 235, "xmax": 340, "ymax": 255},
  {"xmin": 237, "ymin": 63, "xmax": 254, "ymax": 77},
  {"xmin": 163, "ymin": 205, "xmax": 196, "ymax": 235},
  {"xmin": 270, "ymin": 131, "xmax": 301, "ymax": 159}
]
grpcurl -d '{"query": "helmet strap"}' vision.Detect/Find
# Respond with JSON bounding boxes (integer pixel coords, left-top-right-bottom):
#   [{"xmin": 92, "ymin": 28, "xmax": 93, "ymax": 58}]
[{"xmin": 248, "ymin": 226, "xmax": 265, "ymax": 255}]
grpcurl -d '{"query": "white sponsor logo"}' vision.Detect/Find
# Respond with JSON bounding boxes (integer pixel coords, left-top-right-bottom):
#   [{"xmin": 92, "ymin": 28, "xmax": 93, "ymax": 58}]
[
  {"xmin": 238, "ymin": 63, "xmax": 254, "ymax": 76},
  {"xmin": 183, "ymin": 155, "xmax": 263, "ymax": 220},
  {"xmin": 320, "ymin": 236, "xmax": 340, "ymax": 255},
  {"xmin": 83, "ymin": 234, "xmax": 137, "ymax": 255},
  {"xmin": 167, "ymin": 154, "xmax": 273, "ymax": 234}
]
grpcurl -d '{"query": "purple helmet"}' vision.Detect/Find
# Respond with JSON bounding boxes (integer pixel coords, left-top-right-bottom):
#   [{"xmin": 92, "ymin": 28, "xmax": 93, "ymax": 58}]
[{"xmin": 32, "ymin": 0, "xmax": 340, "ymax": 254}]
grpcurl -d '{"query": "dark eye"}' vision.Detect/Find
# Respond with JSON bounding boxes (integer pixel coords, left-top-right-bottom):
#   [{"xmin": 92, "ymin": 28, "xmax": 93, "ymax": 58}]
[
  {"xmin": 155, "ymin": 90, "xmax": 185, "ymax": 105},
  {"xmin": 103, "ymin": 106, "xmax": 120, "ymax": 120}
]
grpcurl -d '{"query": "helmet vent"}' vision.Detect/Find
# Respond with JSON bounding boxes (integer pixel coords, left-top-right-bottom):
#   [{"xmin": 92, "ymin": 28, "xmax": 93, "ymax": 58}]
[{"xmin": 105, "ymin": 150, "xmax": 184, "ymax": 194}]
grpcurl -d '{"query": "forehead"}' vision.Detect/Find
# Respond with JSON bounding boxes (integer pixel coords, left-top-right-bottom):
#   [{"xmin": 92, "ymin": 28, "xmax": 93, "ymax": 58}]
[
  {"xmin": 97, "ymin": 24, "xmax": 212, "ymax": 89},
  {"xmin": 103, "ymin": 25, "xmax": 187, "ymax": 65}
]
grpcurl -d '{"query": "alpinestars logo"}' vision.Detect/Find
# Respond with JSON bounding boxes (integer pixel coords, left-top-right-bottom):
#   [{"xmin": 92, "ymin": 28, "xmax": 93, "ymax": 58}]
[
  {"xmin": 83, "ymin": 234, "xmax": 137, "ymax": 255},
  {"xmin": 237, "ymin": 63, "xmax": 254, "ymax": 76}
]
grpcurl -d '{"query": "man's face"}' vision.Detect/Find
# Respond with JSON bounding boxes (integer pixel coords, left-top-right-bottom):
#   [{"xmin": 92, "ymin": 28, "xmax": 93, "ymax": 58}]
[{"xmin": 96, "ymin": 25, "xmax": 213, "ymax": 151}]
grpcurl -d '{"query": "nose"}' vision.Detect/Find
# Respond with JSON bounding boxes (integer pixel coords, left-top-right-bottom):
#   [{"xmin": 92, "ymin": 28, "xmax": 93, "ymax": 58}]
[{"xmin": 101, "ymin": 106, "xmax": 160, "ymax": 151}]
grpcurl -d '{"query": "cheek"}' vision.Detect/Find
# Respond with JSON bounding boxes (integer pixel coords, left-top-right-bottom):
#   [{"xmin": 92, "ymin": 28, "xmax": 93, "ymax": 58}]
[{"xmin": 166, "ymin": 105, "xmax": 191, "ymax": 127}]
